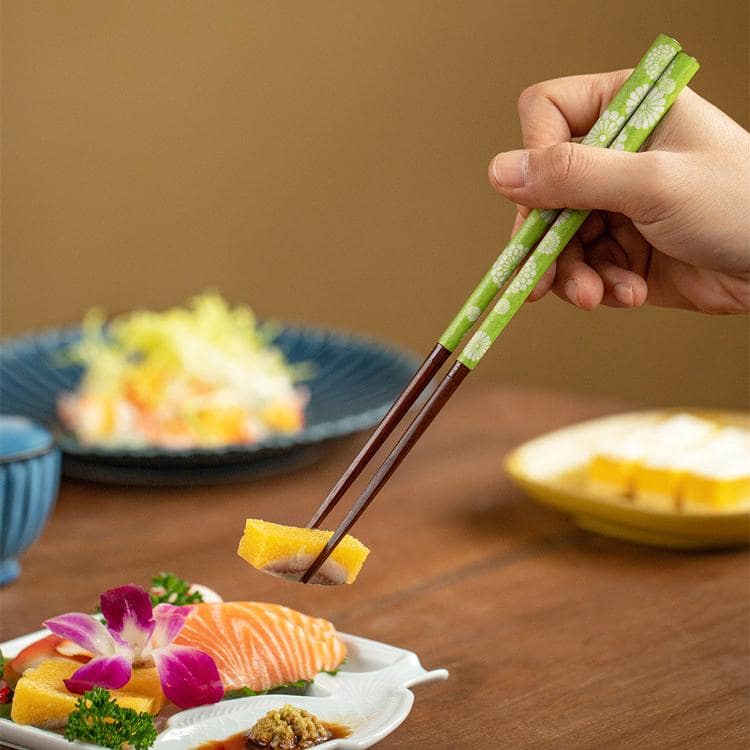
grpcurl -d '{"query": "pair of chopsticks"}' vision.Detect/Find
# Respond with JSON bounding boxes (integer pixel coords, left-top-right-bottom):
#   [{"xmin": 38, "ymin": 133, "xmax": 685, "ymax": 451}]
[{"xmin": 301, "ymin": 34, "xmax": 699, "ymax": 583}]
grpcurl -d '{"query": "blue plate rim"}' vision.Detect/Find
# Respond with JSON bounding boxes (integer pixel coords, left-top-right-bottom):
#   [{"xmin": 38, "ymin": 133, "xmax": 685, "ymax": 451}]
[{"xmin": 1, "ymin": 322, "xmax": 420, "ymax": 460}]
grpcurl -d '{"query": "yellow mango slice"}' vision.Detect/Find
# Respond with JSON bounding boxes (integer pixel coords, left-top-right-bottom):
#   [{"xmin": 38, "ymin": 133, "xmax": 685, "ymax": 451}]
[
  {"xmin": 238, "ymin": 518, "xmax": 369, "ymax": 585},
  {"xmin": 10, "ymin": 658, "xmax": 158, "ymax": 728}
]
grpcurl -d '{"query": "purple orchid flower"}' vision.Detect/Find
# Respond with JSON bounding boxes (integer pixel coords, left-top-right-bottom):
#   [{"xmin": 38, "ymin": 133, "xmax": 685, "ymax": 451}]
[{"xmin": 44, "ymin": 584, "xmax": 223, "ymax": 709}]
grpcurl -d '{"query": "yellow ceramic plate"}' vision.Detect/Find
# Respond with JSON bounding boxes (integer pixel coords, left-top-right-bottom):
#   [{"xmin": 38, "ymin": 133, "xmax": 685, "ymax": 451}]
[{"xmin": 505, "ymin": 410, "xmax": 750, "ymax": 550}]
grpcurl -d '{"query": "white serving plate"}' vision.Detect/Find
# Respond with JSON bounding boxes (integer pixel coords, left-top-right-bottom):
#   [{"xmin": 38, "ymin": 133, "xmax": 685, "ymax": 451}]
[{"xmin": 0, "ymin": 628, "xmax": 448, "ymax": 750}]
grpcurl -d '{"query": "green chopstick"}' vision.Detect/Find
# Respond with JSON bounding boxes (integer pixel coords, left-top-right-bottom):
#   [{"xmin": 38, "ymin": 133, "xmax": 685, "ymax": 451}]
[
  {"xmin": 438, "ymin": 32, "xmax": 682, "ymax": 352},
  {"xmin": 458, "ymin": 51, "xmax": 700, "ymax": 369},
  {"xmin": 306, "ymin": 34, "xmax": 688, "ymax": 534},
  {"xmin": 302, "ymin": 44, "xmax": 700, "ymax": 582}
]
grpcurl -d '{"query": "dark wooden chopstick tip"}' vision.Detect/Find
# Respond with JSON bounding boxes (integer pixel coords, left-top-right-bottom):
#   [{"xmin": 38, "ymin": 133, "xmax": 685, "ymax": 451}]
[
  {"xmin": 301, "ymin": 360, "xmax": 470, "ymax": 584},
  {"xmin": 306, "ymin": 343, "xmax": 451, "ymax": 530}
]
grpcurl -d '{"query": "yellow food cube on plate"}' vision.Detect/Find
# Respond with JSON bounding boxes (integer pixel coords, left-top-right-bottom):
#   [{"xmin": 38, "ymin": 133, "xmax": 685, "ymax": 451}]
[
  {"xmin": 681, "ymin": 428, "xmax": 750, "ymax": 510},
  {"xmin": 11, "ymin": 658, "xmax": 161, "ymax": 728},
  {"xmin": 631, "ymin": 415, "xmax": 717, "ymax": 509},
  {"xmin": 682, "ymin": 474, "xmax": 750, "ymax": 508},
  {"xmin": 586, "ymin": 420, "xmax": 664, "ymax": 495},
  {"xmin": 586, "ymin": 415, "xmax": 750, "ymax": 512},
  {"xmin": 588, "ymin": 455, "xmax": 639, "ymax": 495},
  {"xmin": 238, "ymin": 518, "xmax": 370, "ymax": 585}
]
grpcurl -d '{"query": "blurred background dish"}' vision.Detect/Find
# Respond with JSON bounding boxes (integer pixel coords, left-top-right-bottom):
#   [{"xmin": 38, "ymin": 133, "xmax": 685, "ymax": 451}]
[
  {"xmin": 0, "ymin": 325, "xmax": 418, "ymax": 485},
  {"xmin": 505, "ymin": 410, "xmax": 750, "ymax": 550},
  {"xmin": 0, "ymin": 416, "xmax": 61, "ymax": 585},
  {"xmin": 55, "ymin": 294, "xmax": 312, "ymax": 451}
]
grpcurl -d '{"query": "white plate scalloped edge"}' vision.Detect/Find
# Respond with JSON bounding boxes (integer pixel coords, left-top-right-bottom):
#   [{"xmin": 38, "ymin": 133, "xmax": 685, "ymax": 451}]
[{"xmin": 0, "ymin": 628, "xmax": 448, "ymax": 750}]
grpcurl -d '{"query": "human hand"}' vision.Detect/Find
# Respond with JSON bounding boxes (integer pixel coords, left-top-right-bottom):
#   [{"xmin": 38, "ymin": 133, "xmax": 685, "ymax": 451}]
[{"xmin": 488, "ymin": 70, "xmax": 750, "ymax": 313}]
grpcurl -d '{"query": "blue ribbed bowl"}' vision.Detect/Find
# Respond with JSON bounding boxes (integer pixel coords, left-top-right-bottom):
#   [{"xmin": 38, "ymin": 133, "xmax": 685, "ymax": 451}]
[
  {"xmin": 0, "ymin": 417, "xmax": 61, "ymax": 585},
  {"xmin": 0, "ymin": 326, "xmax": 419, "ymax": 485}
]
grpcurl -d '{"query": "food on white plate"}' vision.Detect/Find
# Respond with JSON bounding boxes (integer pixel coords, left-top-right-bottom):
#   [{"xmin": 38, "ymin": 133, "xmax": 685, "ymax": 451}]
[
  {"xmin": 10, "ymin": 658, "xmax": 164, "ymax": 729},
  {"xmin": 237, "ymin": 518, "xmax": 370, "ymax": 585},
  {"xmin": 192, "ymin": 706, "xmax": 350, "ymax": 750},
  {"xmin": 246, "ymin": 704, "xmax": 346, "ymax": 749},
  {"xmin": 587, "ymin": 413, "xmax": 750, "ymax": 510},
  {"xmin": 58, "ymin": 293, "xmax": 309, "ymax": 449},
  {"xmin": 4, "ymin": 574, "xmax": 346, "ymax": 748},
  {"xmin": 173, "ymin": 601, "xmax": 346, "ymax": 692}
]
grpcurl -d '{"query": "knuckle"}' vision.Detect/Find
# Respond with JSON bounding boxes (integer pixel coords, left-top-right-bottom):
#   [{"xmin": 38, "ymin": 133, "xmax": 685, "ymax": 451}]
[
  {"xmin": 517, "ymin": 83, "xmax": 546, "ymax": 116},
  {"xmin": 633, "ymin": 151, "xmax": 676, "ymax": 221},
  {"xmin": 545, "ymin": 142, "xmax": 578, "ymax": 184}
]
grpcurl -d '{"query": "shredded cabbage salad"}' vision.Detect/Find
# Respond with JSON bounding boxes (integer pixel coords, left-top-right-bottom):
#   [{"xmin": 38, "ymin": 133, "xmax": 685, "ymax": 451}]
[{"xmin": 58, "ymin": 293, "xmax": 309, "ymax": 448}]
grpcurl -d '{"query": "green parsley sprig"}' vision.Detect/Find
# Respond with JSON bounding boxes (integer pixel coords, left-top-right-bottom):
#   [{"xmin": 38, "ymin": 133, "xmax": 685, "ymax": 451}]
[
  {"xmin": 64, "ymin": 688, "xmax": 157, "ymax": 750},
  {"xmin": 149, "ymin": 572, "xmax": 203, "ymax": 606}
]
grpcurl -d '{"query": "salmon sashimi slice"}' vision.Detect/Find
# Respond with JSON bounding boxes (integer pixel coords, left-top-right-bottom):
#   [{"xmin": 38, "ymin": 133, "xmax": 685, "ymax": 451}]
[{"xmin": 173, "ymin": 602, "xmax": 347, "ymax": 692}]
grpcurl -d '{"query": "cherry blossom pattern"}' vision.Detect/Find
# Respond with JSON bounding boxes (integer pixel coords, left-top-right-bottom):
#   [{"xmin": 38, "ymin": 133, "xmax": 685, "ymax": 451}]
[
  {"xmin": 656, "ymin": 74, "xmax": 677, "ymax": 95},
  {"xmin": 490, "ymin": 243, "xmax": 527, "ymax": 285},
  {"xmin": 582, "ymin": 110, "xmax": 625, "ymax": 147},
  {"xmin": 493, "ymin": 298, "xmax": 511, "ymax": 316},
  {"xmin": 644, "ymin": 43, "xmax": 676, "ymax": 80},
  {"xmin": 507, "ymin": 257, "xmax": 538, "ymax": 295},
  {"xmin": 624, "ymin": 84, "xmax": 650, "ymax": 117},
  {"xmin": 629, "ymin": 83, "xmax": 668, "ymax": 129},
  {"xmin": 612, "ymin": 129, "xmax": 628, "ymax": 151},
  {"xmin": 462, "ymin": 330, "xmax": 492, "ymax": 364},
  {"xmin": 536, "ymin": 229, "xmax": 561, "ymax": 256},
  {"xmin": 465, "ymin": 304, "xmax": 482, "ymax": 323}
]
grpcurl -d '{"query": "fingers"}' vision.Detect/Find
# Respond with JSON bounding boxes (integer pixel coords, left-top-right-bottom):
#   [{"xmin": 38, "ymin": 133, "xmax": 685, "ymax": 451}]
[
  {"xmin": 552, "ymin": 237, "xmax": 604, "ymax": 311},
  {"xmin": 489, "ymin": 143, "xmax": 669, "ymax": 223},
  {"xmin": 527, "ymin": 262, "xmax": 556, "ymax": 302},
  {"xmin": 604, "ymin": 212, "xmax": 651, "ymax": 277},
  {"xmin": 510, "ymin": 69, "xmax": 631, "ymax": 224},
  {"xmin": 544, "ymin": 231, "xmax": 648, "ymax": 310},
  {"xmin": 517, "ymin": 69, "xmax": 632, "ymax": 149},
  {"xmin": 587, "ymin": 238, "xmax": 648, "ymax": 308},
  {"xmin": 512, "ymin": 213, "xmax": 606, "ymax": 304}
]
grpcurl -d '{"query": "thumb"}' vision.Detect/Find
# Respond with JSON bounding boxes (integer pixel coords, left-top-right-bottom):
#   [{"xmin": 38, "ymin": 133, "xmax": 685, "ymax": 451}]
[{"xmin": 488, "ymin": 143, "xmax": 666, "ymax": 221}]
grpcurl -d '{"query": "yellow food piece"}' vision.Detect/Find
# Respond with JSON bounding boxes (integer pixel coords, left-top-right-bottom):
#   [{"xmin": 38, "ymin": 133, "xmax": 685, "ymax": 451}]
[
  {"xmin": 238, "ymin": 519, "xmax": 370, "ymax": 585},
  {"xmin": 682, "ymin": 474, "xmax": 750, "ymax": 509},
  {"xmin": 10, "ymin": 658, "xmax": 161, "ymax": 728},
  {"xmin": 194, "ymin": 407, "xmax": 247, "ymax": 443},
  {"xmin": 121, "ymin": 665, "xmax": 167, "ymax": 714},
  {"xmin": 587, "ymin": 455, "xmax": 637, "ymax": 495},
  {"xmin": 631, "ymin": 465, "xmax": 683, "ymax": 510},
  {"xmin": 124, "ymin": 364, "xmax": 166, "ymax": 411},
  {"xmin": 587, "ymin": 415, "xmax": 750, "ymax": 511},
  {"xmin": 261, "ymin": 402, "xmax": 304, "ymax": 433}
]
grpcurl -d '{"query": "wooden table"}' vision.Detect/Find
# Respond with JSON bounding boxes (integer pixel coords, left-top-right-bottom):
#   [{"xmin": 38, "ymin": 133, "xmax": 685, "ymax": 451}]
[{"xmin": 2, "ymin": 385, "xmax": 748, "ymax": 748}]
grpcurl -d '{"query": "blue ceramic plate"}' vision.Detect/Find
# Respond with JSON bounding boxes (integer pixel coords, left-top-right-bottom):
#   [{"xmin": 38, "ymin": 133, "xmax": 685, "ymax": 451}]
[{"xmin": 0, "ymin": 326, "xmax": 418, "ymax": 485}]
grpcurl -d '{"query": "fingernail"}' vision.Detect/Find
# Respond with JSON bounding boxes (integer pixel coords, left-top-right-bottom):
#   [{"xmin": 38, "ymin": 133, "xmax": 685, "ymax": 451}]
[
  {"xmin": 614, "ymin": 282, "xmax": 634, "ymax": 306},
  {"xmin": 564, "ymin": 279, "xmax": 579, "ymax": 306},
  {"xmin": 491, "ymin": 151, "xmax": 528, "ymax": 187}
]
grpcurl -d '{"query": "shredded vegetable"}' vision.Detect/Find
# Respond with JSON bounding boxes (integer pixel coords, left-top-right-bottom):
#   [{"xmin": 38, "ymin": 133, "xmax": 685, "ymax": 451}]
[{"xmin": 58, "ymin": 293, "xmax": 308, "ymax": 448}]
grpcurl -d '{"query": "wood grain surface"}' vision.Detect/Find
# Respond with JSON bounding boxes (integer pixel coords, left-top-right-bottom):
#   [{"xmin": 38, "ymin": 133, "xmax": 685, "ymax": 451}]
[{"xmin": 2, "ymin": 385, "xmax": 748, "ymax": 748}]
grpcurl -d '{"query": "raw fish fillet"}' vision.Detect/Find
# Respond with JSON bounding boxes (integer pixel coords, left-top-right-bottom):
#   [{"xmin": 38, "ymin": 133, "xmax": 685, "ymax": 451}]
[{"xmin": 173, "ymin": 602, "xmax": 346, "ymax": 692}]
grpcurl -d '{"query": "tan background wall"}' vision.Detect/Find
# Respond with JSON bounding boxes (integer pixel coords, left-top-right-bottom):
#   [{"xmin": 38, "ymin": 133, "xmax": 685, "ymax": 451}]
[{"xmin": 3, "ymin": 0, "xmax": 748, "ymax": 409}]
